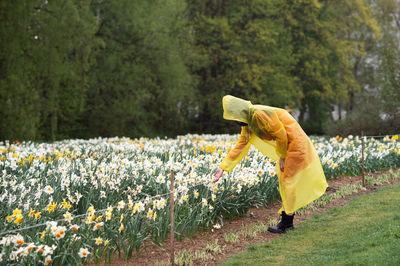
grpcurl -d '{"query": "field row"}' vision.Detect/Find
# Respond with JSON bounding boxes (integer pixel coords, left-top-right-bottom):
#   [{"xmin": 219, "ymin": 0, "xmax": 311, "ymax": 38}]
[{"xmin": 0, "ymin": 134, "xmax": 399, "ymax": 264}]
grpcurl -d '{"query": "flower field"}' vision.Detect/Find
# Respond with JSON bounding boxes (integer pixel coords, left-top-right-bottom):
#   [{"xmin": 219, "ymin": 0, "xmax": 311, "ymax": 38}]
[{"xmin": 0, "ymin": 134, "xmax": 399, "ymax": 265}]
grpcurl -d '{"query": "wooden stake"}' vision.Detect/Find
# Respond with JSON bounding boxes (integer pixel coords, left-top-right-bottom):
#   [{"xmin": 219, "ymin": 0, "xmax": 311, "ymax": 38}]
[
  {"xmin": 170, "ymin": 170, "xmax": 175, "ymax": 266},
  {"xmin": 361, "ymin": 131, "xmax": 365, "ymax": 187}
]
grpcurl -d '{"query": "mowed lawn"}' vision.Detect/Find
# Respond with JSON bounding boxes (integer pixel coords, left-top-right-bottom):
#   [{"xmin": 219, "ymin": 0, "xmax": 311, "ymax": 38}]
[{"xmin": 224, "ymin": 183, "xmax": 400, "ymax": 265}]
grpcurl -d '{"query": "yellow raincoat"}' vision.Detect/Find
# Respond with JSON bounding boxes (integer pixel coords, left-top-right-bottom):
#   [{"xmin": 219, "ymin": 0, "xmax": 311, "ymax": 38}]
[{"xmin": 219, "ymin": 95, "xmax": 328, "ymax": 214}]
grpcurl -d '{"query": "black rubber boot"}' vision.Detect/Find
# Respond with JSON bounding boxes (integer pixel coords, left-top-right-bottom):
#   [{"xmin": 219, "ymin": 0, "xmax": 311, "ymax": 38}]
[{"xmin": 268, "ymin": 211, "xmax": 294, "ymax": 234}]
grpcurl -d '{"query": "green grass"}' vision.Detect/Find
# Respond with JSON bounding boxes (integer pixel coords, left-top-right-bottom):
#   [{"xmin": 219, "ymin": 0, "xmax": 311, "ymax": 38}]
[{"xmin": 224, "ymin": 183, "xmax": 400, "ymax": 266}]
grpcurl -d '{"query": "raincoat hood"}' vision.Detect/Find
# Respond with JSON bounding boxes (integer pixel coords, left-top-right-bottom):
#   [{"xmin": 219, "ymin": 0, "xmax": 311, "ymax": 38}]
[{"xmin": 222, "ymin": 95, "xmax": 252, "ymax": 124}]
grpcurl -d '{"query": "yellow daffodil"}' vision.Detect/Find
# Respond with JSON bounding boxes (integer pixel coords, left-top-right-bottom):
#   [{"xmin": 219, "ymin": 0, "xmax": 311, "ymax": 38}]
[
  {"xmin": 95, "ymin": 237, "xmax": 103, "ymax": 245},
  {"xmin": 146, "ymin": 209, "xmax": 153, "ymax": 219},
  {"xmin": 87, "ymin": 205, "xmax": 95, "ymax": 215},
  {"xmin": 35, "ymin": 212, "xmax": 41, "ymax": 220},
  {"xmin": 61, "ymin": 199, "xmax": 71, "ymax": 210},
  {"xmin": 28, "ymin": 208, "xmax": 35, "ymax": 217},
  {"xmin": 46, "ymin": 202, "xmax": 57, "ymax": 213}
]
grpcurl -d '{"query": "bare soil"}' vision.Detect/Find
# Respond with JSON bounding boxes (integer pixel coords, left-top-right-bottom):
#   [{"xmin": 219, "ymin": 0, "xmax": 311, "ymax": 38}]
[{"xmin": 108, "ymin": 169, "xmax": 400, "ymax": 266}]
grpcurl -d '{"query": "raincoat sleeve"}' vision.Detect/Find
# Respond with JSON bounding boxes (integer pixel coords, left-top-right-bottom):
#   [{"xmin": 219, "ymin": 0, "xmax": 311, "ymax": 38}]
[
  {"xmin": 219, "ymin": 127, "xmax": 251, "ymax": 172},
  {"xmin": 253, "ymin": 110, "xmax": 288, "ymax": 159}
]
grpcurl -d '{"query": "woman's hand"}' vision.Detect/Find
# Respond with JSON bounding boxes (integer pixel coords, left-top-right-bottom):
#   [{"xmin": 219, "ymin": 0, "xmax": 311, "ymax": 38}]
[
  {"xmin": 279, "ymin": 158, "xmax": 285, "ymax": 172},
  {"xmin": 213, "ymin": 168, "xmax": 224, "ymax": 183}
]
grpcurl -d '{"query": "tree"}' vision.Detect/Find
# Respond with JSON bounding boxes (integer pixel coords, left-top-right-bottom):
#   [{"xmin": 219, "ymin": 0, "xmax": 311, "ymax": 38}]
[
  {"xmin": 323, "ymin": 0, "xmax": 400, "ymax": 136},
  {"xmin": 284, "ymin": 0, "xmax": 379, "ymax": 134},
  {"xmin": 32, "ymin": 0, "xmax": 99, "ymax": 140},
  {"xmin": 0, "ymin": 1, "xmax": 41, "ymax": 140},
  {"xmin": 87, "ymin": 0, "xmax": 198, "ymax": 138},
  {"xmin": 0, "ymin": 0, "xmax": 99, "ymax": 141},
  {"xmin": 374, "ymin": 0, "xmax": 400, "ymax": 130},
  {"xmin": 187, "ymin": 0, "xmax": 300, "ymax": 134}
]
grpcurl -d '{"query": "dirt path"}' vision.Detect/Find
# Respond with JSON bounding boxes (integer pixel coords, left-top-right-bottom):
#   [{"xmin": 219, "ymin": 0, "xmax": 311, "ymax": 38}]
[{"xmin": 108, "ymin": 169, "xmax": 400, "ymax": 265}]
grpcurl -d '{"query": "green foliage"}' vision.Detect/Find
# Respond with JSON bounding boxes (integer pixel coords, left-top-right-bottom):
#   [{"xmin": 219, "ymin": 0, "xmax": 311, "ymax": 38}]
[
  {"xmin": 326, "ymin": 0, "xmax": 400, "ymax": 136},
  {"xmin": 224, "ymin": 231, "xmax": 239, "ymax": 243},
  {"xmin": 291, "ymin": 0, "xmax": 380, "ymax": 134},
  {"xmin": 187, "ymin": 0, "xmax": 300, "ymax": 134},
  {"xmin": 205, "ymin": 239, "xmax": 222, "ymax": 254},
  {"xmin": 0, "ymin": 0, "xmax": 397, "ymax": 140},
  {"xmin": 375, "ymin": 0, "xmax": 400, "ymax": 129},
  {"xmin": 0, "ymin": 1, "xmax": 41, "ymax": 140},
  {"xmin": 87, "ymin": 0, "xmax": 198, "ymax": 138},
  {"xmin": 0, "ymin": 0, "xmax": 99, "ymax": 141},
  {"xmin": 172, "ymin": 245, "xmax": 215, "ymax": 265}
]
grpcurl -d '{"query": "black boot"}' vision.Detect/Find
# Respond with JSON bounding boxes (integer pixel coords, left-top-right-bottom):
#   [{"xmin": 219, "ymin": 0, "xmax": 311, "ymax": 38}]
[{"xmin": 268, "ymin": 211, "xmax": 294, "ymax": 234}]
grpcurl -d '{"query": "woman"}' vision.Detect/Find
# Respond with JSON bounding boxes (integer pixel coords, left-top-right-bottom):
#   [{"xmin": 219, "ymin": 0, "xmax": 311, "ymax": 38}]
[{"xmin": 213, "ymin": 95, "xmax": 328, "ymax": 234}]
